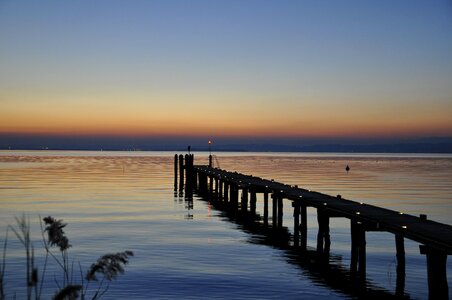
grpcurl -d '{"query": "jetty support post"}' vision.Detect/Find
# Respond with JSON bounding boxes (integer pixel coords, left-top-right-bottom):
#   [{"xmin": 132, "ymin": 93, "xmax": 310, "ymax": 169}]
[
  {"xmin": 250, "ymin": 189, "xmax": 257, "ymax": 215},
  {"xmin": 263, "ymin": 192, "xmax": 269, "ymax": 227},
  {"xmin": 350, "ymin": 220, "xmax": 366, "ymax": 280},
  {"xmin": 231, "ymin": 183, "xmax": 239, "ymax": 212},
  {"xmin": 178, "ymin": 154, "xmax": 184, "ymax": 191},
  {"xmin": 214, "ymin": 176, "xmax": 219, "ymax": 199},
  {"xmin": 293, "ymin": 202, "xmax": 300, "ymax": 247},
  {"xmin": 209, "ymin": 155, "xmax": 212, "ymax": 167},
  {"xmin": 419, "ymin": 245, "xmax": 449, "ymax": 300},
  {"xmin": 241, "ymin": 187, "xmax": 248, "ymax": 213},
  {"xmin": 316, "ymin": 209, "xmax": 331, "ymax": 255},
  {"xmin": 209, "ymin": 174, "xmax": 213, "ymax": 193},
  {"xmin": 174, "ymin": 154, "xmax": 178, "ymax": 190},
  {"xmin": 219, "ymin": 178, "xmax": 223, "ymax": 201},
  {"xmin": 272, "ymin": 193, "xmax": 277, "ymax": 228},
  {"xmin": 224, "ymin": 181, "xmax": 229, "ymax": 203},
  {"xmin": 277, "ymin": 195, "xmax": 283, "ymax": 228},
  {"xmin": 395, "ymin": 234, "xmax": 406, "ymax": 296},
  {"xmin": 300, "ymin": 205, "xmax": 307, "ymax": 249}
]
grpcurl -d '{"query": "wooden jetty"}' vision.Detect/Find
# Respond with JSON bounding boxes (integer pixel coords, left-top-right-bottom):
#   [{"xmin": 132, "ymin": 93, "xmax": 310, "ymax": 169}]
[{"xmin": 175, "ymin": 154, "xmax": 451, "ymax": 299}]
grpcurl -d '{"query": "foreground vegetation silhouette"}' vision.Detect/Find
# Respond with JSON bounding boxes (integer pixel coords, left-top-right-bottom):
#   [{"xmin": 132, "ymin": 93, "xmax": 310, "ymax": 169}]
[{"xmin": 0, "ymin": 215, "xmax": 133, "ymax": 300}]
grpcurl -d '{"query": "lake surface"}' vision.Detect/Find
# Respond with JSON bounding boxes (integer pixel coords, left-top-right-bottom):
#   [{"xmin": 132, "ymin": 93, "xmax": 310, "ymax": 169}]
[{"xmin": 0, "ymin": 151, "xmax": 451, "ymax": 299}]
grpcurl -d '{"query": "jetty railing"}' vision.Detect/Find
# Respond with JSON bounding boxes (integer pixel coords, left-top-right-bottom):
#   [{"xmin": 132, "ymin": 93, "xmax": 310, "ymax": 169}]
[{"xmin": 174, "ymin": 154, "xmax": 451, "ymax": 299}]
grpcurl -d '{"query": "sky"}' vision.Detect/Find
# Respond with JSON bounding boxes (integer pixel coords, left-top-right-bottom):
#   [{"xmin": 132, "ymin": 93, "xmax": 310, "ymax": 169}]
[{"xmin": 1, "ymin": 0, "xmax": 452, "ymax": 149}]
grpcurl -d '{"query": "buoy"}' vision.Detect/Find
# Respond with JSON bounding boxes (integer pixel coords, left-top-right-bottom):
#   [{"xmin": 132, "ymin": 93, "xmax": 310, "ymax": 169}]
[{"xmin": 346, "ymin": 165, "xmax": 350, "ymax": 172}]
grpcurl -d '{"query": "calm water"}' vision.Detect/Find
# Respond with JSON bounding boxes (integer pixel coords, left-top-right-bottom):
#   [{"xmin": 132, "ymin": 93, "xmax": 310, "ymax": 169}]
[{"xmin": 0, "ymin": 151, "xmax": 451, "ymax": 299}]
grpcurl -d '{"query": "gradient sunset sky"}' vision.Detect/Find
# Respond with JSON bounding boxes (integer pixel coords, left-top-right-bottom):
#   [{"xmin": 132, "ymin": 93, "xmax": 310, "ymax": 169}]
[{"xmin": 1, "ymin": 1, "xmax": 452, "ymax": 147}]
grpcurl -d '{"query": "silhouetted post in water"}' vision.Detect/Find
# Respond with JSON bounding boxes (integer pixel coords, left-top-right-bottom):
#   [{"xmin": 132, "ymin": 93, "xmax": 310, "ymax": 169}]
[
  {"xmin": 293, "ymin": 203, "xmax": 300, "ymax": 247},
  {"xmin": 316, "ymin": 210, "xmax": 331, "ymax": 255},
  {"xmin": 185, "ymin": 154, "xmax": 191, "ymax": 190},
  {"xmin": 214, "ymin": 176, "xmax": 219, "ymax": 199},
  {"xmin": 420, "ymin": 245, "xmax": 449, "ymax": 300},
  {"xmin": 178, "ymin": 154, "xmax": 184, "ymax": 190},
  {"xmin": 219, "ymin": 179, "xmax": 223, "ymax": 200},
  {"xmin": 277, "ymin": 195, "xmax": 283, "ymax": 228},
  {"xmin": 232, "ymin": 184, "xmax": 239, "ymax": 211},
  {"xmin": 395, "ymin": 234, "xmax": 406, "ymax": 296},
  {"xmin": 224, "ymin": 182, "xmax": 229, "ymax": 203},
  {"xmin": 209, "ymin": 155, "xmax": 212, "ymax": 167},
  {"xmin": 272, "ymin": 193, "xmax": 277, "ymax": 228},
  {"xmin": 300, "ymin": 205, "xmax": 307, "ymax": 249},
  {"xmin": 351, "ymin": 221, "xmax": 366, "ymax": 280},
  {"xmin": 250, "ymin": 189, "xmax": 257, "ymax": 215},
  {"xmin": 174, "ymin": 154, "xmax": 178, "ymax": 190},
  {"xmin": 241, "ymin": 187, "xmax": 248, "ymax": 213},
  {"xmin": 263, "ymin": 192, "xmax": 269, "ymax": 226},
  {"xmin": 209, "ymin": 174, "xmax": 213, "ymax": 193}
]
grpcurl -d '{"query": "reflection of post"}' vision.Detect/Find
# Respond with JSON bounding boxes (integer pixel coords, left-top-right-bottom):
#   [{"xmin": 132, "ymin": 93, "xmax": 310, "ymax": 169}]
[{"xmin": 395, "ymin": 234, "xmax": 405, "ymax": 297}]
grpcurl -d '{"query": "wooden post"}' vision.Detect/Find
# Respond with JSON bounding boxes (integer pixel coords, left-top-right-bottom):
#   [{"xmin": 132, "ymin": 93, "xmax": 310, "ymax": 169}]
[
  {"xmin": 300, "ymin": 205, "xmax": 307, "ymax": 249},
  {"xmin": 316, "ymin": 210, "xmax": 330, "ymax": 254},
  {"xmin": 250, "ymin": 190, "xmax": 257, "ymax": 215},
  {"xmin": 277, "ymin": 196, "xmax": 283, "ymax": 228},
  {"xmin": 209, "ymin": 175, "xmax": 213, "ymax": 193},
  {"xmin": 209, "ymin": 155, "xmax": 212, "ymax": 167},
  {"xmin": 214, "ymin": 177, "xmax": 219, "ymax": 199},
  {"xmin": 395, "ymin": 234, "xmax": 405, "ymax": 297},
  {"xmin": 231, "ymin": 184, "xmax": 239, "ymax": 211},
  {"xmin": 263, "ymin": 192, "xmax": 269, "ymax": 227},
  {"xmin": 178, "ymin": 154, "xmax": 184, "ymax": 191},
  {"xmin": 351, "ymin": 220, "xmax": 366, "ymax": 279},
  {"xmin": 218, "ymin": 179, "xmax": 223, "ymax": 200},
  {"xmin": 420, "ymin": 245, "xmax": 449, "ymax": 300},
  {"xmin": 174, "ymin": 154, "xmax": 178, "ymax": 190},
  {"xmin": 241, "ymin": 187, "xmax": 248, "ymax": 213},
  {"xmin": 293, "ymin": 203, "xmax": 300, "ymax": 247},
  {"xmin": 224, "ymin": 182, "xmax": 229, "ymax": 203},
  {"xmin": 272, "ymin": 193, "xmax": 277, "ymax": 228}
]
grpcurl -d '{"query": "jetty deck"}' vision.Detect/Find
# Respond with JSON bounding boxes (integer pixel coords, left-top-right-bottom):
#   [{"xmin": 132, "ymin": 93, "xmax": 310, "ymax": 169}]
[
  {"xmin": 174, "ymin": 154, "xmax": 451, "ymax": 299},
  {"xmin": 194, "ymin": 165, "xmax": 452, "ymax": 254}
]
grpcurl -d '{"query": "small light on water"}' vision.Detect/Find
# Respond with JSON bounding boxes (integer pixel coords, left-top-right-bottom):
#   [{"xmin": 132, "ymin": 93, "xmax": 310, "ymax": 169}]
[
  {"xmin": 402, "ymin": 225, "xmax": 407, "ymax": 229},
  {"xmin": 399, "ymin": 212, "xmax": 404, "ymax": 215},
  {"xmin": 323, "ymin": 202, "xmax": 327, "ymax": 206},
  {"xmin": 356, "ymin": 212, "xmax": 360, "ymax": 215}
]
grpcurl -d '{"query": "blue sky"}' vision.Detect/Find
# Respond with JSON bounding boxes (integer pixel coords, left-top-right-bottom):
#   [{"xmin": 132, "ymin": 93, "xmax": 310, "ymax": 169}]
[{"xmin": 1, "ymin": 0, "xmax": 452, "ymax": 148}]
